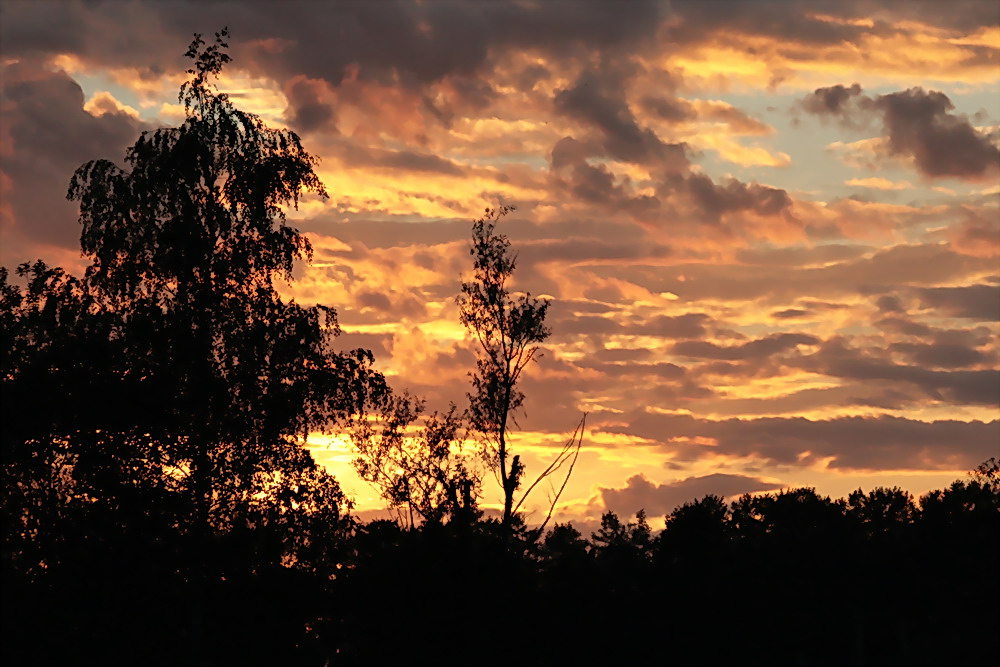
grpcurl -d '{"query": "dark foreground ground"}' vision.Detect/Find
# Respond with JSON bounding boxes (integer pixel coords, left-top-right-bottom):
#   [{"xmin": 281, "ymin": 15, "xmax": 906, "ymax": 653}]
[{"xmin": 3, "ymin": 479, "xmax": 998, "ymax": 666}]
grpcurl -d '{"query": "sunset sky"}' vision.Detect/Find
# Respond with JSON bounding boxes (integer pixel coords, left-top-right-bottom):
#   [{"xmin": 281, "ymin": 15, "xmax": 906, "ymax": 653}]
[{"xmin": 1, "ymin": 0, "xmax": 998, "ymax": 528}]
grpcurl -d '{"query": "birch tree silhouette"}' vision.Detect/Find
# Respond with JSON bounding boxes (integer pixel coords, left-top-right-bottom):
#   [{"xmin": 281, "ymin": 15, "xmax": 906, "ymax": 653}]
[{"xmin": 458, "ymin": 206, "xmax": 584, "ymax": 528}]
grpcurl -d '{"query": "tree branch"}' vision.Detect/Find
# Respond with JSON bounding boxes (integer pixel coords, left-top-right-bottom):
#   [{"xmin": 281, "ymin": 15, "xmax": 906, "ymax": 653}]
[{"xmin": 514, "ymin": 413, "xmax": 586, "ymax": 523}]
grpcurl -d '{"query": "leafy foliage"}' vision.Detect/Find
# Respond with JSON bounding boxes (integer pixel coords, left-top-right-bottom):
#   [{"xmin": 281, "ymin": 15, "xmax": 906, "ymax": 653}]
[
  {"xmin": 352, "ymin": 392, "xmax": 481, "ymax": 527},
  {"xmin": 64, "ymin": 29, "xmax": 384, "ymax": 530},
  {"xmin": 2, "ymin": 30, "xmax": 387, "ymax": 587}
]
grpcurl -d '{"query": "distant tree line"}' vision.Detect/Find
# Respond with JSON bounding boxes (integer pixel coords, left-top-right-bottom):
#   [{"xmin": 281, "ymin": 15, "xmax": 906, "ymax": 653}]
[
  {"xmin": 1, "ymin": 31, "xmax": 997, "ymax": 667},
  {"xmin": 3, "ymin": 467, "xmax": 997, "ymax": 665}
]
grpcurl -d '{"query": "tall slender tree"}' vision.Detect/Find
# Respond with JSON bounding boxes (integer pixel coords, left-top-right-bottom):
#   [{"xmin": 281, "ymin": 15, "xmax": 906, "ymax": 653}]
[{"xmin": 458, "ymin": 206, "xmax": 583, "ymax": 528}]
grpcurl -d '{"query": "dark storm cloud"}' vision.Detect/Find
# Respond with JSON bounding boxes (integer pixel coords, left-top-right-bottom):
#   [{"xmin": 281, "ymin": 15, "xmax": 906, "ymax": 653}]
[
  {"xmin": 663, "ymin": 0, "xmax": 876, "ymax": 46},
  {"xmin": 600, "ymin": 473, "xmax": 783, "ymax": 517},
  {"xmin": 876, "ymin": 88, "xmax": 1000, "ymax": 180},
  {"xmin": 666, "ymin": 0, "xmax": 999, "ymax": 47},
  {"xmin": 690, "ymin": 360, "xmax": 775, "ymax": 380},
  {"xmin": 692, "ymin": 383, "xmax": 925, "ymax": 415},
  {"xmin": 629, "ymin": 313, "xmax": 712, "ymax": 339},
  {"xmin": 876, "ymin": 316, "xmax": 933, "ymax": 337},
  {"xmin": 801, "ymin": 84, "xmax": 1000, "ymax": 180},
  {"xmin": 876, "ymin": 295, "xmax": 905, "ymax": 313},
  {"xmin": 547, "ymin": 141, "xmax": 664, "ymax": 219},
  {"xmin": 0, "ymin": 0, "xmax": 666, "ymax": 95},
  {"xmin": 0, "ymin": 61, "xmax": 146, "ymax": 253},
  {"xmin": 799, "ymin": 83, "xmax": 874, "ymax": 130},
  {"xmin": 549, "ymin": 136, "xmax": 594, "ymax": 170},
  {"xmin": 3, "ymin": 1, "xmax": 994, "ymax": 110},
  {"xmin": 519, "ymin": 237, "xmax": 672, "ymax": 265},
  {"xmin": 672, "ymin": 333, "xmax": 819, "ymax": 361},
  {"xmin": 575, "ymin": 359, "xmax": 687, "ymax": 381},
  {"xmin": 647, "ymin": 313, "xmax": 712, "ymax": 339},
  {"xmin": 800, "ymin": 300, "xmax": 853, "ymax": 312},
  {"xmin": 446, "ymin": 75, "xmax": 496, "ymax": 112},
  {"xmin": 594, "ymin": 348, "xmax": 654, "ymax": 363},
  {"xmin": 265, "ymin": 0, "xmax": 665, "ymax": 86},
  {"xmin": 640, "ymin": 89, "xmax": 773, "ymax": 137},
  {"xmin": 301, "ymin": 218, "xmax": 467, "ymax": 249},
  {"xmin": 951, "ymin": 208, "xmax": 1000, "ymax": 256},
  {"xmin": 546, "ymin": 311, "xmax": 622, "ymax": 337},
  {"xmin": 867, "ymin": 0, "xmax": 1000, "ymax": 34},
  {"xmin": 604, "ymin": 411, "xmax": 1000, "ymax": 471},
  {"xmin": 801, "ymin": 83, "xmax": 865, "ymax": 116},
  {"xmin": 351, "ymin": 288, "xmax": 427, "ymax": 322},
  {"xmin": 514, "ymin": 63, "xmax": 550, "ymax": 93},
  {"xmin": 917, "ymin": 284, "xmax": 1000, "ymax": 320},
  {"xmin": 567, "ymin": 162, "xmax": 633, "ymax": 205},
  {"xmin": 800, "ymin": 338, "xmax": 999, "ymax": 406},
  {"xmin": 283, "ymin": 76, "xmax": 336, "ymax": 134},
  {"xmin": 546, "ymin": 306, "xmax": 715, "ymax": 343},
  {"xmin": 639, "ymin": 243, "xmax": 990, "ymax": 305},
  {"xmin": 771, "ymin": 308, "xmax": 809, "ymax": 319},
  {"xmin": 356, "ymin": 291, "xmax": 391, "ymax": 311},
  {"xmin": 681, "ymin": 173, "xmax": 793, "ymax": 224},
  {"xmin": 847, "ymin": 388, "xmax": 922, "ymax": 411},
  {"xmin": 344, "ymin": 144, "xmax": 466, "ymax": 177},
  {"xmin": 639, "ymin": 95, "xmax": 696, "ymax": 124},
  {"xmin": 765, "ymin": 301, "xmax": 851, "ymax": 322},
  {"xmin": 553, "ymin": 70, "xmax": 688, "ymax": 168},
  {"xmin": 889, "ymin": 342, "xmax": 988, "ymax": 369}
]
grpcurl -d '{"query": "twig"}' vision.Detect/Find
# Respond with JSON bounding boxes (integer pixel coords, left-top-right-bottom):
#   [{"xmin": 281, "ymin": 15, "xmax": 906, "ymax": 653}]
[
  {"xmin": 513, "ymin": 413, "xmax": 587, "ymax": 522},
  {"xmin": 538, "ymin": 414, "xmax": 585, "ymax": 533}
]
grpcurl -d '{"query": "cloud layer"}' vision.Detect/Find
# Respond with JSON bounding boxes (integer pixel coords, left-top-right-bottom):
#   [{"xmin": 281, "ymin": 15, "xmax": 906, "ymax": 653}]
[{"xmin": 1, "ymin": 0, "xmax": 997, "ymax": 522}]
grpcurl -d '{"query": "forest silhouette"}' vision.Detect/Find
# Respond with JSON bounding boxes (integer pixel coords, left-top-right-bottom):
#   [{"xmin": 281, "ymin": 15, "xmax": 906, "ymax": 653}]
[{"xmin": 1, "ymin": 31, "xmax": 998, "ymax": 667}]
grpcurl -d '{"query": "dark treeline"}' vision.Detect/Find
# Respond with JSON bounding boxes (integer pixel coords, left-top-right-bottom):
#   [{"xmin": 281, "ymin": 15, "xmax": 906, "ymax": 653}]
[
  {"xmin": 3, "ymin": 475, "xmax": 998, "ymax": 666},
  {"xmin": 2, "ymin": 31, "xmax": 998, "ymax": 667}
]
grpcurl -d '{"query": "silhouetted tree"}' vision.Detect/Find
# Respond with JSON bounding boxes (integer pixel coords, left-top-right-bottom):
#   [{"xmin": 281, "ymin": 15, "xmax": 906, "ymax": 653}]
[
  {"xmin": 2, "ymin": 30, "xmax": 385, "ymax": 665},
  {"xmin": 971, "ymin": 456, "xmax": 1000, "ymax": 491},
  {"xmin": 590, "ymin": 509, "xmax": 653, "ymax": 564},
  {"xmin": 657, "ymin": 494, "xmax": 732, "ymax": 567},
  {"xmin": 846, "ymin": 486, "xmax": 916, "ymax": 540},
  {"xmin": 919, "ymin": 478, "xmax": 999, "ymax": 537},
  {"xmin": 458, "ymin": 205, "xmax": 583, "ymax": 528},
  {"xmin": 914, "ymin": 475, "xmax": 1000, "ymax": 665},
  {"xmin": 731, "ymin": 487, "xmax": 846, "ymax": 543},
  {"xmin": 59, "ymin": 28, "xmax": 384, "ymax": 534},
  {"xmin": 1, "ymin": 261, "xmax": 162, "ymax": 578},
  {"xmin": 541, "ymin": 522, "xmax": 590, "ymax": 566},
  {"xmin": 352, "ymin": 391, "xmax": 481, "ymax": 527}
]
